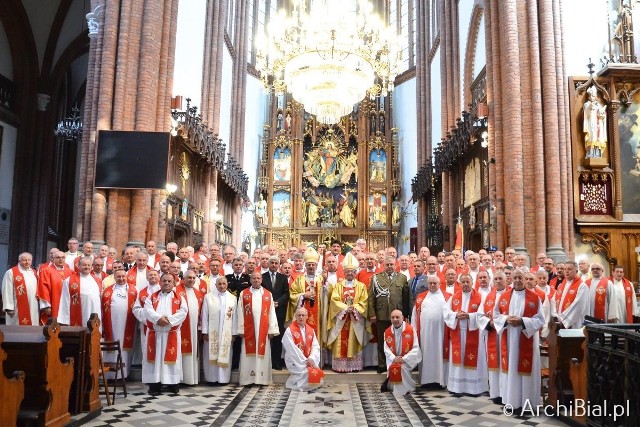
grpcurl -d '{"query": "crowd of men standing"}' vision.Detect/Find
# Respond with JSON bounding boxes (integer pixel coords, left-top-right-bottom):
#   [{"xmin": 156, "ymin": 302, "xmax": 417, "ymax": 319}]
[{"xmin": 2, "ymin": 238, "xmax": 639, "ymax": 406}]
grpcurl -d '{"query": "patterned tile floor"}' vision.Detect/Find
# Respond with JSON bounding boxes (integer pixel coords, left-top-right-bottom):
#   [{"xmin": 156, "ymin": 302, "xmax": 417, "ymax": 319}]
[{"xmin": 80, "ymin": 382, "xmax": 568, "ymax": 427}]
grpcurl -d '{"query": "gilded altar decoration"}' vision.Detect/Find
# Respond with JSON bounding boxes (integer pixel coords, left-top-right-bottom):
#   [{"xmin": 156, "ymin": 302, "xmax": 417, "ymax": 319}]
[
  {"xmin": 273, "ymin": 147, "xmax": 291, "ymax": 181},
  {"xmin": 369, "ymin": 149, "xmax": 387, "ymax": 183},
  {"xmin": 272, "ymin": 190, "xmax": 291, "ymax": 227},
  {"xmin": 369, "ymin": 192, "xmax": 387, "ymax": 227},
  {"xmin": 179, "ymin": 152, "xmax": 191, "ymax": 195},
  {"xmin": 303, "ymin": 130, "xmax": 356, "ymax": 188}
]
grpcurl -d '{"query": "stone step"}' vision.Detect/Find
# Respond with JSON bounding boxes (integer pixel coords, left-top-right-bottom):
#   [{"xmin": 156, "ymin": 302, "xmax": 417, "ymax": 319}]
[{"xmin": 130, "ymin": 366, "xmax": 419, "ymax": 385}]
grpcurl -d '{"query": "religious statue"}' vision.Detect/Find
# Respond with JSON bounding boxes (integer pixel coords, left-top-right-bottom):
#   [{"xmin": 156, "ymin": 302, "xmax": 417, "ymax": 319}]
[
  {"xmin": 276, "ymin": 111, "xmax": 284, "ymax": 132},
  {"xmin": 583, "ymin": 85, "xmax": 607, "ymax": 159},
  {"xmin": 338, "ymin": 189, "xmax": 357, "ymax": 227},
  {"xmin": 285, "ymin": 111, "xmax": 292, "ymax": 132},
  {"xmin": 370, "ymin": 151, "xmax": 386, "ymax": 183},
  {"xmin": 255, "ymin": 193, "xmax": 268, "ymax": 225},
  {"xmin": 302, "ymin": 190, "xmax": 321, "ymax": 226},
  {"xmin": 391, "ymin": 201, "xmax": 401, "ymax": 226},
  {"xmin": 340, "ymin": 150, "xmax": 358, "ymax": 185},
  {"xmin": 303, "ymin": 132, "xmax": 350, "ymax": 188},
  {"xmin": 320, "ymin": 192, "xmax": 335, "ymax": 223}
]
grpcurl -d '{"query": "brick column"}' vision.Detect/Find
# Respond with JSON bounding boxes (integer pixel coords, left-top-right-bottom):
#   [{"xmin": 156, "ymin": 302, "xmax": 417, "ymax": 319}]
[
  {"xmin": 79, "ymin": 0, "xmax": 179, "ymax": 250},
  {"xmin": 498, "ymin": 0, "xmax": 525, "ymax": 252},
  {"xmin": 484, "ymin": 0, "xmax": 499, "ymax": 246}
]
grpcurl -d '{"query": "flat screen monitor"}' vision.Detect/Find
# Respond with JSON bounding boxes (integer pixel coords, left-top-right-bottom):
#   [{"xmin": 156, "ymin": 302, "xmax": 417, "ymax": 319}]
[{"xmin": 94, "ymin": 130, "xmax": 170, "ymax": 189}]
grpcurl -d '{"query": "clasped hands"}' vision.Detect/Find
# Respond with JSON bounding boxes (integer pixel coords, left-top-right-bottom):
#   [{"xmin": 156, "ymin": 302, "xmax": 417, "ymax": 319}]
[
  {"xmin": 392, "ymin": 356, "xmax": 405, "ymax": 364},
  {"xmin": 342, "ymin": 305, "xmax": 357, "ymax": 320},
  {"xmin": 456, "ymin": 311, "xmax": 469, "ymax": 320},
  {"xmin": 156, "ymin": 316, "xmax": 171, "ymax": 327},
  {"xmin": 506, "ymin": 315, "xmax": 524, "ymax": 327},
  {"xmin": 306, "ymin": 359, "xmax": 318, "ymax": 368}
]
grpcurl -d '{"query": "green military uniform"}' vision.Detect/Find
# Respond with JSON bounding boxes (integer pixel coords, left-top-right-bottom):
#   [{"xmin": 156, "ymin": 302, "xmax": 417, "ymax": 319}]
[{"xmin": 367, "ymin": 271, "xmax": 410, "ymax": 370}]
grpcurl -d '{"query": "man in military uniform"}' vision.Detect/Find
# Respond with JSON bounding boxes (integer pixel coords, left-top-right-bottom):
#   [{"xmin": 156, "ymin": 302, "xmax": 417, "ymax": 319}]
[{"xmin": 368, "ymin": 256, "xmax": 410, "ymax": 373}]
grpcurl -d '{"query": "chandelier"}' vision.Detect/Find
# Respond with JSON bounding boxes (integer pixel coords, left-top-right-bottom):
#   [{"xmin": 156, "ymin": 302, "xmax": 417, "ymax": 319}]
[
  {"xmin": 53, "ymin": 105, "xmax": 83, "ymax": 142},
  {"xmin": 256, "ymin": 0, "xmax": 401, "ymax": 124}
]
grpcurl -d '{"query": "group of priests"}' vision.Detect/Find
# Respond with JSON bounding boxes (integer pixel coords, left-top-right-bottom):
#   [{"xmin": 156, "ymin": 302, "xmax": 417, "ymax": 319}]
[{"xmin": 2, "ymin": 239, "xmax": 638, "ymax": 403}]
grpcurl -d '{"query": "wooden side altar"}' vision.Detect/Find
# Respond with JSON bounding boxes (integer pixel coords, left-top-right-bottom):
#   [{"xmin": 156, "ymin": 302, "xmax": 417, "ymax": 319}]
[{"xmin": 256, "ymin": 95, "xmax": 403, "ymax": 250}]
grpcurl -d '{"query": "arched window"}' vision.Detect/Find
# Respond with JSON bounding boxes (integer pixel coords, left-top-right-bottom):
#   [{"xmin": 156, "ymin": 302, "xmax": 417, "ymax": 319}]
[{"xmin": 389, "ymin": 0, "xmax": 417, "ymax": 73}]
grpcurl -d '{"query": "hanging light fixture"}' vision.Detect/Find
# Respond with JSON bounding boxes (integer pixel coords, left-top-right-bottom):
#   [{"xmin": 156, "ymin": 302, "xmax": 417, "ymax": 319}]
[
  {"xmin": 256, "ymin": 0, "xmax": 401, "ymax": 125},
  {"xmin": 54, "ymin": 105, "xmax": 83, "ymax": 142}
]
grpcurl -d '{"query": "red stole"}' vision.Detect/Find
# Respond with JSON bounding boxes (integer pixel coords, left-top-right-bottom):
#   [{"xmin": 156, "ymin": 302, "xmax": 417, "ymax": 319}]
[
  {"xmin": 356, "ymin": 270, "xmax": 377, "ymax": 289},
  {"xmin": 586, "ymin": 278, "xmax": 608, "ymax": 321},
  {"xmin": 620, "ymin": 278, "xmax": 636, "ymax": 323},
  {"xmin": 300, "ymin": 277, "xmax": 322, "ymax": 341},
  {"xmin": 241, "ymin": 287, "xmax": 272, "ymax": 356},
  {"xmin": 414, "ymin": 290, "xmax": 451, "ymax": 359},
  {"xmin": 126, "ymin": 265, "xmax": 146, "ymax": 288},
  {"xmin": 384, "ymin": 323, "xmax": 415, "ymax": 384},
  {"xmin": 289, "ymin": 321, "xmax": 324, "ymax": 384},
  {"xmin": 102, "ymin": 284, "xmax": 138, "ymax": 350},
  {"xmin": 556, "ymin": 279, "xmax": 582, "ymax": 314},
  {"xmin": 68, "ymin": 273, "xmax": 102, "ymax": 326},
  {"xmin": 146, "ymin": 290, "xmax": 182, "ymax": 363},
  {"xmin": 449, "ymin": 290, "xmax": 482, "ymax": 367},
  {"xmin": 498, "ymin": 288, "xmax": 539, "ymax": 375},
  {"xmin": 175, "ymin": 284, "xmax": 204, "ymax": 355},
  {"xmin": 10, "ymin": 266, "xmax": 35, "ymax": 325},
  {"xmin": 482, "ymin": 289, "xmax": 499, "ymax": 370}
]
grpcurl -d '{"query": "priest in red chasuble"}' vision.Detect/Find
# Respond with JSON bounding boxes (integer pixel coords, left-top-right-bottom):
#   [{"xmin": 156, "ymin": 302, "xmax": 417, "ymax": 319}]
[
  {"xmin": 142, "ymin": 273, "xmax": 188, "ymax": 395},
  {"xmin": 381, "ymin": 309, "xmax": 421, "ymax": 395},
  {"xmin": 283, "ymin": 307, "xmax": 324, "ymax": 391},
  {"xmin": 327, "ymin": 252, "xmax": 370, "ymax": 372},
  {"xmin": 58, "ymin": 257, "xmax": 102, "ymax": 329},
  {"xmin": 493, "ymin": 270, "xmax": 545, "ymax": 409},
  {"xmin": 2, "ymin": 252, "xmax": 39, "ymax": 325},
  {"xmin": 236, "ymin": 271, "xmax": 279, "ymax": 385}
]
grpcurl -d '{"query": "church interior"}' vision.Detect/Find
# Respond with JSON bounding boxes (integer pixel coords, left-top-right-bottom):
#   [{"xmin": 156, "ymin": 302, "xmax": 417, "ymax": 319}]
[{"xmin": 1, "ymin": 0, "xmax": 640, "ymax": 426}]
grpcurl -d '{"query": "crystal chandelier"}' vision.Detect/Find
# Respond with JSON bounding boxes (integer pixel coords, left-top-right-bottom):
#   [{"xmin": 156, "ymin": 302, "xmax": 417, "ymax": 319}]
[{"xmin": 256, "ymin": 0, "xmax": 401, "ymax": 124}]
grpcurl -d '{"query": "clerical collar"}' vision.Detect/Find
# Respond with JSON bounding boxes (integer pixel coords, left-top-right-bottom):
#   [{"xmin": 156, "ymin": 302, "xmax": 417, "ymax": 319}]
[
  {"xmin": 306, "ymin": 275, "xmax": 315, "ymax": 280},
  {"xmin": 217, "ymin": 291, "xmax": 227, "ymax": 296},
  {"xmin": 393, "ymin": 324, "xmax": 402, "ymax": 330},
  {"xmin": 250, "ymin": 286, "xmax": 261, "ymax": 292},
  {"xmin": 514, "ymin": 288, "xmax": 525, "ymax": 292}
]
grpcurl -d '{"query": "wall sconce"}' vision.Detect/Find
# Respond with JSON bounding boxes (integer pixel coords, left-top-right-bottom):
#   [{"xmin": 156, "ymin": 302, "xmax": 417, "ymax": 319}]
[{"xmin": 166, "ymin": 183, "xmax": 178, "ymax": 194}]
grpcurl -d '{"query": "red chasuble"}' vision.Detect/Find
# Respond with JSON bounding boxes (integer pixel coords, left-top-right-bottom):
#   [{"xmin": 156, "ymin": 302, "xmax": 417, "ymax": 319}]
[
  {"xmin": 482, "ymin": 289, "xmax": 499, "ymax": 370},
  {"xmin": 146, "ymin": 290, "xmax": 182, "ymax": 364},
  {"xmin": 449, "ymin": 289, "xmax": 482, "ymax": 368},
  {"xmin": 10, "ymin": 266, "xmax": 35, "ymax": 325},
  {"xmin": 37, "ymin": 265, "xmax": 72, "ymax": 324},
  {"xmin": 556, "ymin": 279, "xmax": 582, "ymax": 314},
  {"xmin": 102, "ymin": 284, "xmax": 138, "ymax": 350},
  {"xmin": 586, "ymin": 278, "xmax": 609, "ymax": 321},
  {"xmin": 497, "ymin": 288, "xmax": 540, "ymax": 375},
  {"xmin": 289, "ymin": 321, "xmax": 324, "ymax": 384},
  {"xmin": 241, "ymin": 287, "xmax": 272, "ymax": 356},
  {"xmin": 68, "ymin": 273, "xmax": 102, "ymax": 327},
  {"xmin": 175, "ymin": 284, "xmax": 204, "ymax": 355},
  {"xmin": 384, "ymin": 323, "xmax": 416, "ymax": 384}
]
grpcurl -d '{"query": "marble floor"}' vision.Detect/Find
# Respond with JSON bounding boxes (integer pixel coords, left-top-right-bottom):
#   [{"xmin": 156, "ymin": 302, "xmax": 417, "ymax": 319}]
[{"xmin": 80, "ymin": 381, "xmax": 568, "ymax": 427}]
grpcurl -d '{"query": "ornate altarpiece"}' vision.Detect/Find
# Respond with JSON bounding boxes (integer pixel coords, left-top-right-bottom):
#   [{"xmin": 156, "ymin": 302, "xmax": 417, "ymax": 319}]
[
  {"xmin": 256, "ymin": 94, "xmax": 401, "ymax": 252},
  {"xmin": 569, "ymin": 66, "xmax": 640, "ymax": 283}
]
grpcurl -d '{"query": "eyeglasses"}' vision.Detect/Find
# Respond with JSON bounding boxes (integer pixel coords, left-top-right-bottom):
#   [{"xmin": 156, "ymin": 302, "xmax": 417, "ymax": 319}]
[{"xmin": 591, "ymin": 268, "xmax": 602, "ymax": 271}]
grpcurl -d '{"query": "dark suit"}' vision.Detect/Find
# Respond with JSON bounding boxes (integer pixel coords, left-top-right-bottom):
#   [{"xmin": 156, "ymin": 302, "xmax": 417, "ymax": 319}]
[
  {"xmin": 262, "ymin": 270, "xmax": 289, "ymax": 369},
  {"xmin": 408, "ymin": 274, "xmax": 428, "ymax": 318},
  {"xmin": 368, "ymin": 272, "xmax": 409, "ymax": 369},
  {"xmin": 226, "ymin": 273, "xmax": 251, "ymax": 298},
  {"xmin": 226, "ymin": 272, "xmax": 251, "ymax": 369}
]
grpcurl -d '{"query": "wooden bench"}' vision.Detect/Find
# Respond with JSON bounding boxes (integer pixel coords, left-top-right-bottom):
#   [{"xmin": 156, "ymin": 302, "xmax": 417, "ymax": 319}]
[
  {"xmin": 59, "ymin": 313, "xmax": 101, "ymax": 415},
  {"xmin": 0, "ymin": 318, "xmax": 74, "ymax": 427},
  {"xmin": 0, "ymin": 329, "xmax": 25, "ymax": 426}
]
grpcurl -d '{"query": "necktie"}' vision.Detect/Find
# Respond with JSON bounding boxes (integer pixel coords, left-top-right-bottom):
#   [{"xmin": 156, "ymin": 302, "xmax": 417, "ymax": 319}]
[
  {"xmin": 411, "ymin": 277, "xmax": 417, "ymax": 295},
  {"xmin": 271, "ymin": 273, "xmax": 276, "ymax": 283}
]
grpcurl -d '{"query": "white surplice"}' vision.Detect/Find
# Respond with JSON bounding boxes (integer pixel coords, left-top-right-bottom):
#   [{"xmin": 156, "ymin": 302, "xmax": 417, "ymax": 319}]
[
  {"xmin": 443, "ymin": 291, "xmax": 487, "ymax": 395},
  {"xmin": 494, "ymin": 289, "xmax": 545, "ymax": 408},
  {"xmin": 609, "ymin": 279, "xmax": 640, "ymax": 322},
  {"xmin": 58, "ymin": 273, "xmax": 102, "ymax": 329},
  {"xmin": 410, "ymin": 290, "xmax": 449, "ymax": 387},
  {"xmin": 236, "ymin": 287, "xmax": 280, "ymax": 385},
  {"xmin": 384, "ymin": 321, "xmax": 421, "ymax": 395},
  {"xmin": 201, "ymin": 290, "xmax": 237, "ymax": 383},
  {"xmin": 557, "ymin": 279, "xmax": 589, "ymax": 328},
  {"xmin": 181, "ymin": 287, "xmax": 201, "ymax": 385},
  {"xmin": 1, "ymin": 266, "xmax": 39, "ymax": 325},
  {"xmin": 142, "ymin": 290, "xmax": 188, "ymax": 384},
  {"xmin": 103, "ymin": 283, "xmax": 134, "ymax": 378},
  {"xmin": 283, "ymin": 323, "xmax": 321, "ymax": 391}
]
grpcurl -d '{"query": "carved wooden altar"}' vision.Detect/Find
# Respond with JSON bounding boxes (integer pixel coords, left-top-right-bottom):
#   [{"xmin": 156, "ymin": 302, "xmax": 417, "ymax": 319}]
[
  {"xmin": 256, "ymin": 94, "xmax": 401, "ymax": 251},
  {"xmin": 569, "ymin": 66, "xmax": 640, "ymax": 283}
]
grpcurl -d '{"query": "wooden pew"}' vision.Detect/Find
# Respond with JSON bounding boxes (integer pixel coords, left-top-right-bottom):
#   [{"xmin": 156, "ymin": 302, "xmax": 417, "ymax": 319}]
[
  {"xmin": 0, "ymin": 318, "xmax": 74, "ymax": 427},
  {"xmin": 83, "ymin": 314, "xmax": 101, "ymax": 412},
  {"xmin": 0, "ymin": 329, "xmax": 25, "ymax": 426},
  {"xmin": 547, "ymin": 322, "xmax": 586, "ymax": 426}
]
